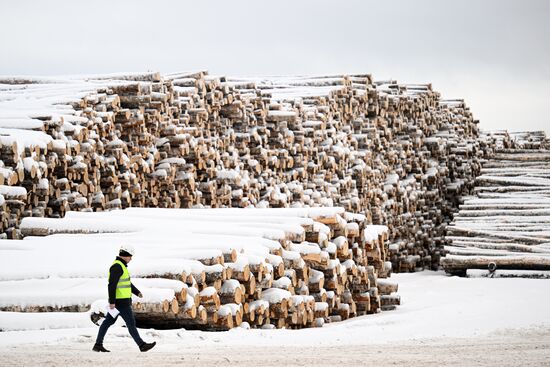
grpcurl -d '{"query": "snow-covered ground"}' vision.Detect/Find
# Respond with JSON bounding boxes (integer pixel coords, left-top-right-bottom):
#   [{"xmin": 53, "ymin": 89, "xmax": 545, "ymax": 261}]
[{"xmin": 1, "ymin": 271, "xmax": 549, "ymax": 366}]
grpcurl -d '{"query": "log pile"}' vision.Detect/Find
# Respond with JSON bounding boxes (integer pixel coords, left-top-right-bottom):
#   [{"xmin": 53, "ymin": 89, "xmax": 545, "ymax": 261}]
[
  {"xmin": 0, "ymin": 71, "xmax": 486, "ymax": 272},
  {"xmin": 442, "ymin": 131, "xmax": 550, "ymax": 276},
  {"xmin": 1, "ymin": 207, "xmax": 397, "ymax": 330}
]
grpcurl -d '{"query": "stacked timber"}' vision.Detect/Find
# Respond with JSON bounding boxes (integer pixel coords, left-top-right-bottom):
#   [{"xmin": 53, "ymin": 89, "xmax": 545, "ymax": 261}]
[
  {"xmin": 0, "ymin": 207, "xmax": 394, "ymax": 330},
  {"xmin": 1, "ymin": 71, "xmax": 484, "ymax": 272},
  {"xmin": 442, "ymin": 131, "xmax": 550, "ymax": 277}
]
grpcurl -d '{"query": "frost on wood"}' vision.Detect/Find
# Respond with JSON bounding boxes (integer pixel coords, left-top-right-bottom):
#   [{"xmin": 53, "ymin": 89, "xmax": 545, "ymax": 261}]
[
  {"xmin": 442, "ymin": 131, "xmax": 550, "ymax": 276},
  {"xmin": 0, "ymin": 207, "xmax": 398, "ymax": 330},
  {"xmin": 0, "ymin": 71, "xmax": 489, "ymax": 272}
]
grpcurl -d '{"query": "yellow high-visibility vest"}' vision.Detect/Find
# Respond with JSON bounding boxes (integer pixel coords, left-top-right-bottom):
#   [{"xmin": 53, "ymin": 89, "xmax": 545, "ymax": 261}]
[{"xmin": 110, "ymin": 260, "xmax": 132, "ymax": 299}]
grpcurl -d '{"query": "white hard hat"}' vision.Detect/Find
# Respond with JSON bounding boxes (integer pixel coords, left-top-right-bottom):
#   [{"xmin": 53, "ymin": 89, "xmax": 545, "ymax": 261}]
[{"xmin": 119, "ymin": 244, "xmax": 135, "ymax": 256}]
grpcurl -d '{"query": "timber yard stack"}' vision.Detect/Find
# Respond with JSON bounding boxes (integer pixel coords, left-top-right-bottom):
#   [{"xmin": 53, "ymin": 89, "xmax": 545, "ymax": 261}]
[
  {"xmin": 0, "ymin": 71, "xmax": 484, "ymax": 274},
  {"xmin": 442, "ymin": 131, "xmax": 550, "ymax": 277},
  {"xmin": 0, "ymin": 207, "xmax": 399, "ymax": 330}
]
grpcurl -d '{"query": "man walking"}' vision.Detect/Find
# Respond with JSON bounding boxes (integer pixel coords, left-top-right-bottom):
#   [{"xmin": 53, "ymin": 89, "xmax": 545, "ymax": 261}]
[{"xmin": 93, "ymin": 245, "xmax": 156, "ymax": 352}]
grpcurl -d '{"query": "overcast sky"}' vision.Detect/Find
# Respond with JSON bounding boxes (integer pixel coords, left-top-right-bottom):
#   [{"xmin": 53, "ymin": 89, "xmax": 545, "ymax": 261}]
[{"xmin": 1, "ymin": 0, "xmax": 549, "ymax": 134}]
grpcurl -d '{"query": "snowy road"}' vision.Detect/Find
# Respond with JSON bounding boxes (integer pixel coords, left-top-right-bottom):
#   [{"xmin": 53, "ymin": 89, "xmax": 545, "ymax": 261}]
[
  {"xmin": 1, "ymin": 329, "xmax": 549, "ymax": 367},
  {"xmin": 1, "ymin": 272, "xmax": 549, "ymax": 366}
]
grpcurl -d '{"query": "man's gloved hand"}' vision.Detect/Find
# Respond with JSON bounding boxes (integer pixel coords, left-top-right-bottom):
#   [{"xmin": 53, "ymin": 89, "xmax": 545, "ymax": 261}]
[{"xmin": 138, "ymin": 292, "xmax": 143, "ymax": 298}]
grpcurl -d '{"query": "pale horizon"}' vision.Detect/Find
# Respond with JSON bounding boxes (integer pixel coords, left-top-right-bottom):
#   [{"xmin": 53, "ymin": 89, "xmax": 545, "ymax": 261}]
[{"xmin": 1, "ymin": 0, "xmax": 548, "ymax": 135}]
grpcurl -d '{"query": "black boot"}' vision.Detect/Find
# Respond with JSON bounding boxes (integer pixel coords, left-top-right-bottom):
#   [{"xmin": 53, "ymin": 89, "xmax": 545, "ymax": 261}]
[
  {"xmin": 139, "ymin": 341, "xmax": 156, "ymax": 352},
  {"xmin": 92, "ymin": 344, "xmax": 110, "ymax": 352}
]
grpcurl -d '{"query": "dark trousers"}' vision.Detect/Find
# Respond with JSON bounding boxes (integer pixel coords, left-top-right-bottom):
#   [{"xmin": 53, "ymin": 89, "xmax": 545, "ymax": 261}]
[{"xmin": 95, "ymin": 304, "xmax": 144, "ymax": 346}]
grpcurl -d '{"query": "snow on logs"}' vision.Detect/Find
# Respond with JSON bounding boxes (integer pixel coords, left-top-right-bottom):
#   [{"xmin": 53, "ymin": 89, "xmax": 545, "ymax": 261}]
[
  {"xmin": 442, "ymin": 132, "xmax": 550, "ymax": 276},
  {"xmin": 0, "ymin": 207, "xmax": 398, "ymax": 330},
  {"xmin": 0, "ymin": 72, "xmax": 485, "ymax": 272}
]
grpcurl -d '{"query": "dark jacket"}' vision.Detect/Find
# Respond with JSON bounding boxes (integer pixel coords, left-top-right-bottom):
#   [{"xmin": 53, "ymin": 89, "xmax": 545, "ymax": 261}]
[{"xmin": 108, "ymin": 256, "xmax": 141, "ymax": 307}]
